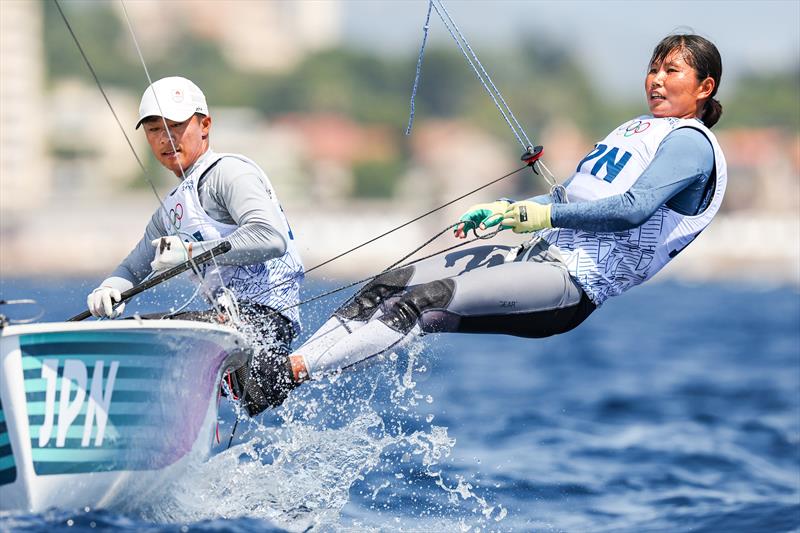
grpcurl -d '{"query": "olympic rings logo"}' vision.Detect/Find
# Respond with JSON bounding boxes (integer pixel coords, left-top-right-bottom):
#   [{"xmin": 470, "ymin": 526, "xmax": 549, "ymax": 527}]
[
  {"xmin": 623, "ymin": 120, "xmax": 650, "ymax": 137},
  {"xmin": 169, "ymin": 203, "xmax": 183, "ymax": 229}
]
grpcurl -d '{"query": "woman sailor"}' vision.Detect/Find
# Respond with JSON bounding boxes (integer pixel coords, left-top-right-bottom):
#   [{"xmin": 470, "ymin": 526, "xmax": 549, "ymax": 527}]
[
  {"xmin": 86, "ymin": 76, "xmax": 303, "ymax": 416},
  {"xmin": 267, "ymin": 34, "xmax": 727, "ymax": 407}
]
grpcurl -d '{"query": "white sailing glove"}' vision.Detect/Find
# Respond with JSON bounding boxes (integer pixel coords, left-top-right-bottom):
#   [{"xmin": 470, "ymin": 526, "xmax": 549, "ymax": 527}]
[
  {"xmin": 150, "ymin": 236, "xmax": 192, "ymax": 273},
  {"xmin": 87, "ymin": 276, "xmax": 134, "ymax": 318}
]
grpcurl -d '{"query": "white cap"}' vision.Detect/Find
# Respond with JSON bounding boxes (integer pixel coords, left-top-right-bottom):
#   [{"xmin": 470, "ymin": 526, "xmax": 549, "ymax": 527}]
[{"xmin": 135, "ymin": 76, "xmax": 208, "ymax": 129}]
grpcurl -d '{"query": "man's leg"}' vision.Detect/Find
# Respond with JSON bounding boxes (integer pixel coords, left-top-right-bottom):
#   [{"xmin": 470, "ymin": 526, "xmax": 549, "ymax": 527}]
[{"xmin": 227, "ymin": 303, "xmax": 297, "ymax": 416}]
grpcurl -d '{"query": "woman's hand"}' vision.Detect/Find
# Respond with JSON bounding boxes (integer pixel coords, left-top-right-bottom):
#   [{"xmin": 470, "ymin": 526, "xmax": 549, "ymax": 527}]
[
  {"xmin": 454, "ymin": 200, "xmax": 511, "ymax": 238},
  {"xmin": 502, "ymin": 201, "xmax": 553, "ymax": 233}
]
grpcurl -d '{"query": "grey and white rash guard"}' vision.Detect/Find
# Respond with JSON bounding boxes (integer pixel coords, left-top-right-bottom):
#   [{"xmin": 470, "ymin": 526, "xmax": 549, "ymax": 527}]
[{"xmin": 112, "ymin": 150, "xmax": 290, "ymax": 284}]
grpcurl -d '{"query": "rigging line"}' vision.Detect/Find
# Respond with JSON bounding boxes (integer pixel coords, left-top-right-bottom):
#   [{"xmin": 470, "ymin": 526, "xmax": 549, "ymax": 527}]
[
  {"xmin": 381, "ymin": 221, "xmax": 501, "ymax": 274},
  {"xmin": 298, "ymin": 163, "xmax": 527, "ymax": 275},
  {"xmin": 226, "ymin": 418, "xmax": 240, "ymax": 450},
  {"xmin": 429, "ymin": 0, "xmax": 527, "ymax": 150},
  {"xmin": 435, "ymin": 4, "xmax": 561, "ymax": 190},
  {"xmin": 55, "ymin": 0, "xmax": 226, "ymax": 317},
  {"xmin": 405, "ymin": 0, "xmax": 529, "ymax": 149},
  {"xmin": 426, "ymin": 1, "xmax": 562, "ymax": 191},
  {"xmin": 272, "ymin": 223, "xmax": 502, "ymax": 319},
  {"xmin": 537, "ymin": 158, "xmax": 559, "ymax": 189},
  {"xmin": 52, "ymin": 0, "xmax": 147, "ymax": 175},
  {"xmin": 405, "ymin": 0, "xmax": 433, "ymax": 136},
  {"xmin": 119, "ymin": 1, "xmax": 187, "ymax": 182},
  {"xmin": 242, "ymin": 163, "xmax": 530, "ymax": 300},
  {"xmin": 432, "ymin": 1, "xmax": 559, "ymax": 192},
  {"xmin": 434, "ymin": 0, "xmax": 533, "ymax": 149},
  {"xmin": 119, "ymin": 0, "xmax": 229, "ymax": 316}
]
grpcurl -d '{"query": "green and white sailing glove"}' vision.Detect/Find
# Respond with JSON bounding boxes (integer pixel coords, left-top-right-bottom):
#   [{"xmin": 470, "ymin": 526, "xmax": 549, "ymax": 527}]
[
  {"xmin": 502, "ymin": 201, "xmax": 553, "ymax": 233},
  {"xmin": 455, "ymin": 200, "xmax": 511, "ymax": 238},
  {"xmin": 150, "ymin": 236, "xmax": 191, "ymax": 273}
]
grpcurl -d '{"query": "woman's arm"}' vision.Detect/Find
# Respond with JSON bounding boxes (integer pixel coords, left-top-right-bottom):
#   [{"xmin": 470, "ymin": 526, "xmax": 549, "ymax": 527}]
[{"xmin": 549, "ymin": 128, "xmax": 714, "ymax": 232}]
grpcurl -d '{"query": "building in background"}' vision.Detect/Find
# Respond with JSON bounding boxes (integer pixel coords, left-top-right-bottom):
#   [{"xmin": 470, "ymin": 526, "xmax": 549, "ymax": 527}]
[
  {"xmin": 121, "ymin": 0, "xmax": 342, "ymax": 72},
  {"xmin": 48, "ymin": 80, "xmax": 144, "ymax": 198},
  {"xmin": 0, "ymin": 0, "xmax": 49, "ymax": 214}
]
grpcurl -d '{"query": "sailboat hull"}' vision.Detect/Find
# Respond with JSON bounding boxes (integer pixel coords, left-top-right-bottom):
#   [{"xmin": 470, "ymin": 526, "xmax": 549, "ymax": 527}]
[{"xmin": 0, "ymin": 319, "xmax": 249, "ymax": 512}]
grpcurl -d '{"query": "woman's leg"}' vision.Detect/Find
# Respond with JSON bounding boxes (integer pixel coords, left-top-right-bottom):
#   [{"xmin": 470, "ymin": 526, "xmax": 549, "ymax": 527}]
[
  {"xmin": 297, "ymin": 241, "xmax": 595, "ymax": 378},
  {"xmin": 297, "ymin": 265, "xmax": 417, "ymax": 363},
  {"xmin": 297, "ymin": 244, "xmax": 514, "ymax": 368}
]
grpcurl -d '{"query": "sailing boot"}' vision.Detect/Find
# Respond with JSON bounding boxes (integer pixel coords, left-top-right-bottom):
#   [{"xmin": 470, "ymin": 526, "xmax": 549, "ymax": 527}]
[{"xmin": 228, "ymin": 352, "xmax": 306, "ymax": 416}]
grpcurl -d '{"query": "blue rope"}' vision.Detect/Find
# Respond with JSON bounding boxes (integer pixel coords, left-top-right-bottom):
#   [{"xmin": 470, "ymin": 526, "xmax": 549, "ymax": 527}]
[
  {"xmin": 435, "ymin": 0, "xmax": 533, "ymax": 149},
  {"xmin": 405, "ymin": 0, "xmax": 434, "ymax": 136},
  {"xmin": 404, "ymin": 0, "xmax": 565, "ymax": 200}
]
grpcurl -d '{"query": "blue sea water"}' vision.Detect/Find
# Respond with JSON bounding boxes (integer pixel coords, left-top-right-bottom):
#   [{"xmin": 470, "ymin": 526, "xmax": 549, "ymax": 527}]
[{"xmin": 0, "ymin": 276, "xmax": 798, "ymax": 532}]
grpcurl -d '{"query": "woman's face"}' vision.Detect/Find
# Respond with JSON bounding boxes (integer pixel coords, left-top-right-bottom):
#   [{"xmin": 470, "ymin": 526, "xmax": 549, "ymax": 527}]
[{"xmin": 645, "ymin": 48, "xmax": 714, "ymax": 120}]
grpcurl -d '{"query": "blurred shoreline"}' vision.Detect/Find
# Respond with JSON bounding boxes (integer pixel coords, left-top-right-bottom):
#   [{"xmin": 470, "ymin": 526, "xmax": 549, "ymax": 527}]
[
  {"xmin": 1, "ymin": 195, "xmax": 798, "ymax": 286},
  {"xmin": 2, "ymin": 1, "xmax": 798, "ymax": 291}
]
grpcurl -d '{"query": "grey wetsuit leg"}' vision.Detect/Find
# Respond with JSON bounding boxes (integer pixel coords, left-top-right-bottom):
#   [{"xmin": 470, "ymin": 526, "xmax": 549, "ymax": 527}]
[
  {"xmin": 405, "ymin": 244, "xmax": 512, "ymax": 285},
  {"xmin": 382, "ymin": 240, "xmax": 595, "ymax": 338},
  {"xmin": 300, "ymin": 240, "xmax": 596, "ymax": 377}
]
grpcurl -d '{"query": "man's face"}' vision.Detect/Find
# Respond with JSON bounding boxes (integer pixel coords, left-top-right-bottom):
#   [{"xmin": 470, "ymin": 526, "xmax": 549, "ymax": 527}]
[{"xmin": 142, "ymin": 114, "xmax": 211, "ymax": 177}]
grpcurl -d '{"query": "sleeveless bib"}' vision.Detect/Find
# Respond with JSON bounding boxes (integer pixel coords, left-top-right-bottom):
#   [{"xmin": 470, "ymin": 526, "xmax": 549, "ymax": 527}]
[
  {"xmin": 537, "ymin": 116, "xmax": 727, "ymax": 305},
  {"xmin": 160, "ymin": 151, "xmax": 304, "ymax": 329}
]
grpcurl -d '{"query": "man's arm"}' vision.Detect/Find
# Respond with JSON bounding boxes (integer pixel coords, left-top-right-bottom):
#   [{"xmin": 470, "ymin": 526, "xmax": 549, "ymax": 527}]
[
  {"xmin": 110, "ymin": 208, "xmax": 167, "ymax": 283},
  {"xmin": 197, "ymin": 159, "xmax": 288, "ymax": 265}
]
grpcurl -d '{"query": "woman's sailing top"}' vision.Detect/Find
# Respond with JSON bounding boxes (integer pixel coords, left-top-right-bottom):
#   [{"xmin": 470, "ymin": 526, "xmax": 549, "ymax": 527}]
[{"xmin": 537, "ymin": 116, "xmax": 727, "ymax": 306}]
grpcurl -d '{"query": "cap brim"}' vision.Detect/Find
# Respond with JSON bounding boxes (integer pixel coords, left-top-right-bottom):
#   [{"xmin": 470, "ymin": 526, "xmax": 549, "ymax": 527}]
[{"xmin": 135, "ymin": 110, "xmax": 200, "ymax": 130}]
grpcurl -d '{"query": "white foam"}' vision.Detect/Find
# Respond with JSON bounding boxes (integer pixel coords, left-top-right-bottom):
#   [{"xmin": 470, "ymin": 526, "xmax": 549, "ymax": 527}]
[{"xmin": 129, "ymin": 342, "xmax": 505, "ymax": 530}]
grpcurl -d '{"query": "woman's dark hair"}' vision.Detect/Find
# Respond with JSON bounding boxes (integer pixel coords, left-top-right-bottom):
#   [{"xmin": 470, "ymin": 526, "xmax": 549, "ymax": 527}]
[{"xmin": 650, "ymin": 34, "xmax": 723, "ymax": 128}]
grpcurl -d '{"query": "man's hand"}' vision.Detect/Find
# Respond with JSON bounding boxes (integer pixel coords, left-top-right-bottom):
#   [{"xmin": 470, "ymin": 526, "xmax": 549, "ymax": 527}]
[
  {"xmin": 502, "ymin": 201, "xmax": 553, "ymax": 233},
  {"xmin": 150, "ymin": 236, "xmax": 191, "ymax": 272},
  {"xmin": 86, "ymin": 276, "xmax": 134, "ymax": 318},
  {"xmin": 454, "ymin": 200, "xmax": 511, "ymax": 238}
]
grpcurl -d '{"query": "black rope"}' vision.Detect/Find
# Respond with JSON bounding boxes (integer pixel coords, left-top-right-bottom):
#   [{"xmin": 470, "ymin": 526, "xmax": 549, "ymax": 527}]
[
  {"xmin": 253, "ymin": 163, "xmax": 529, "ymax": 303},
  {"xmin": 227, "ymin": 418, "xmax": 239, "ymax": 449},
  {"xmin": 271, "ymin": 222, "xmax": 502, "ymax": 319},
  {"xmin": 299, "ymin": 164, "xmax": 526, "ymax": 277},
  {"xmin": 53, "ymin": 0, "xmax": 146, "ymax": 173}
]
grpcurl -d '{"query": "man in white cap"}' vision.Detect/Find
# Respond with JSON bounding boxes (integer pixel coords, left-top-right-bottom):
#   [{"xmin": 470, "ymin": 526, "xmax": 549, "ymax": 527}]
[{"xmin": 86, "ymin": 76, "xmax": 304, "ymax": 415}]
